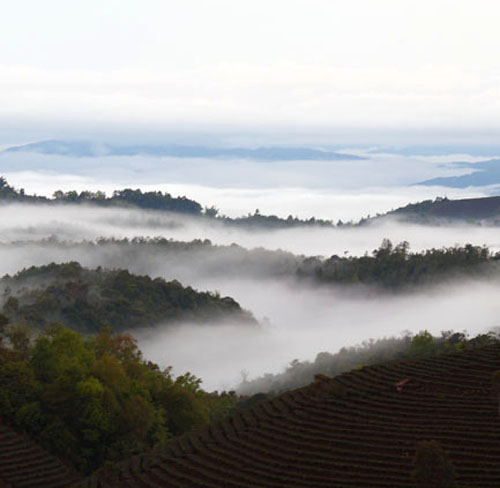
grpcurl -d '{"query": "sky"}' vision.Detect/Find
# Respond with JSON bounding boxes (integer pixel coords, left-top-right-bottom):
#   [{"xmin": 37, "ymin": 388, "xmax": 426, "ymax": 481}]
[
  {"xmin": 3, "ymin": 2, "xmax": 500, "ymax": 388},
  {"xmin": 2, "ymin": 0, "xmax": 500, "ymax": 144}
]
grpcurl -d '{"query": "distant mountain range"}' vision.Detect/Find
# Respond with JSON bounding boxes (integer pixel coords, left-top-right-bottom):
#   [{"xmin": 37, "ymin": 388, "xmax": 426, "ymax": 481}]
[
  {"xmin": 417, "ymin": 159, "xmax": 500, "ymax": 188},
  {"xmin": 369, "ymin": 145, "xmax": 500, "ymax": 157},
  {"xmin": 3, "ymin": 140, "xmax": 364, "ymax": 161}
]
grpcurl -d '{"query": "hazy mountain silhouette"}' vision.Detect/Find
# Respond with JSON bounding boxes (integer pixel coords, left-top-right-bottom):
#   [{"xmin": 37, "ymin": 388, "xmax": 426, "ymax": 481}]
[{"xmin": 4, "ymin": 140, "xmax": 365, "ymax": 161}]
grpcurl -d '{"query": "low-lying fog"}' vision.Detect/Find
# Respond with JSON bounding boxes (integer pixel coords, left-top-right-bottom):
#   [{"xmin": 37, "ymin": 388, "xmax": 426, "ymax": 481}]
[
  {"xmin": 0, "ymin": 217, "xmax": 499, "ymax": 390},
  {"xmin": 1, "ymin": 148, "xmax": 493, "ymax": 222},
  {"xmin": 1, "ymin": 151, "xmax": 499, "ymax": 390},
  {"xmin": 134, "ymin": 278, "xmax": 500, "ymax": 391},
  {"xmin": 1, "ymin": 203, "xmax": 500, "ymax": 257}
]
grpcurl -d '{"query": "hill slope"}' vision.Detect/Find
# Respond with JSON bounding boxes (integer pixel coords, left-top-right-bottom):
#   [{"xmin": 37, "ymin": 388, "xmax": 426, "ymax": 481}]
[
  {"xmin": 0, "ymin": 176, "xmax": 334, "ymax": 228},
  {"xmin": 370, "ymin": 195, "xmax": 500, "ymax": 223},
  {"xmin": 76, "ymin": 343, "xmax": 500, "ymax": 487},
  {"xmin": 1, "ymin": 262, "xmax": 256, "ymax": 333},
  {"xmin": 417, "ymin": 159, "xmax": 500, "ymax": 188},
  {"xmin": 0, "ymin": 423, "xmax": 80, "ymax": 488}
]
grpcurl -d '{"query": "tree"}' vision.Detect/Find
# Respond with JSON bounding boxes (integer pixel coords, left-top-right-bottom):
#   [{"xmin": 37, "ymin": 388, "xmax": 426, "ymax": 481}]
[
  {"xmin": 412, "ymin": 440, "xmax": 456, "ymax": 487},
  {"xmin": 409, "ymin": 331, "xmax": 436, "ymax": 357},
  {"xmin": 204, "ymin": 205, "xmax": 219, "ymax": 218},
  {"xmin": 5, "ymin": 323, "xmax": 32, "ymax": 359},
  {"xmin": 0, "ymin": 313, "xmax": 9, "ymax": 342}
]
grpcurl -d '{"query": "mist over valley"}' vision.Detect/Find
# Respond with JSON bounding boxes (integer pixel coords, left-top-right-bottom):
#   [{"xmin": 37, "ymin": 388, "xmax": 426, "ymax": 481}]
[
  {"xmin": 1, "ymin": 191, "xmax": 500, "ymax": 389},
  {"xmin": 6, "ymin": 3, "xmax": 500, "ymax": 484}
]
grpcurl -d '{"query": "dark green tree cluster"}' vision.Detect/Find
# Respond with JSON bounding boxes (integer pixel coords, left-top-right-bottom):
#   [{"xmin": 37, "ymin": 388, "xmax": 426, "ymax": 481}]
[
  {"xmin": 0, "ymin": 177, "xmax": 202, "ymax": 214},
  {"xmin": 0, "ymin": 176, "xmax": 39, "ymax": 201},
  {"xmin": 298, "ymin": 240, "xmax": 494, "ymax": 289},
  {"xmin": 0, "ymin": 323, "xmax": 237, "ymax": 474},
  {"xmin": 219, "ymin": 209, "xmax": 333, "ymax": 228},
  {"xmin": 1, "ymin": 262, "xmax": 256, "ymax": 333},
  {"xmin": 53, "ymin": 188, "xmax": 203, "ymax": 214},
  {"xmin": 0, "ymin": 177, "xmax": 336, "ymax": 228}
]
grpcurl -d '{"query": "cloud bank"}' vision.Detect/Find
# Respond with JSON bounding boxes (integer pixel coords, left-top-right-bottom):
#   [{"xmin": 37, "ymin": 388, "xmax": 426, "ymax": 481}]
[{"xmin": 0, "ymin": 201, "xmax": 499, "ymax": 390}]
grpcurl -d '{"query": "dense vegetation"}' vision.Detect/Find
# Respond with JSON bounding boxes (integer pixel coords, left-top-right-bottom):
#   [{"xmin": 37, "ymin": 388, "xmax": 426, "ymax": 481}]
[
  {"xmin": 298, "ymin": 239, "xmax": 497, "ymax": 289},
  {"xmin": 238, "ymin": 329, "xmax": 500, "ymax": 394},
  {"xmin": 0, "ymin": 176, "xmax": 334, "ymax": 228},
  {"xmin": 4, "ymin": 174, "xmax": 500, "ymax": 227},
  {"xmin": 361, "ymin": 194, "xmax": 500, "ymax": 224},
  {"xmin": 0, "ymin": 176, "xmax": 203, "ymax": 214},
  {"xmin": 3, "ymin": 237, "xmax": 499, "ymax": 293},
  {"xmin": 76, "ymin": 342, "xmax": 500, "ymax": 487},
  {"xmin": 0, "ymin": 262, "xmax": 256, "ymax": 333},
  {"xmin": 217, "ymin": 209, "xmax": 334, "ymax": 228},
  {"xmin": 0, "ymin": 324, "xmax": 238, "ymax": 474}
]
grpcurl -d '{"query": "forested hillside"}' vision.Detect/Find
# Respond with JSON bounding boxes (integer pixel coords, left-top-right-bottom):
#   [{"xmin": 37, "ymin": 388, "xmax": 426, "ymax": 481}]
[
  {"xmin": 2, "ymin": 237, "xmax": 498, "ymax": 292},
  {"xmin": 0, "ymin": 176, "xmax": 203, "ymax": 214},
  {"xmin": 363, "ymin": 194, "xmax": 500, "ymax": 224},
  {"xmin": 5, "ymin": 173, "xmax": 500, "ymax": 228},
  {"xmin": 0, "ymin": 177, "xmax": 334, "ymax": 227},
  {"xmin": 0, "ymin": 262, "xmax": 256, "ymax": 333},
  {"xmin": 75, "ymin": 342, "xmax": 500, "ymax": 488},
  {"xmin": 298, "ymin": 239, "xmax": 497, "ymax": 289},
  {"xmin": 0, "ymin": 325, "xmax": 238, "ymax": 474}
]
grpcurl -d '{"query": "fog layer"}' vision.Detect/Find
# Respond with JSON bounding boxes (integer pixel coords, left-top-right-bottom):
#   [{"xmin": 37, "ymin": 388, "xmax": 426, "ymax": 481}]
[
  {"xmin": 1, "ymin": 149, "xmax": 492, "ymax": 222},
  {"xmin": 135, "ymin": 278, "xmax": 500, "ymax": 390},
  {"xmin": 1, "ymin": 203, "xmax": 500, "ymax": 258},
  {"xmin": 0, "ymin": 204, "xmax": 499, "ymax": 390}
]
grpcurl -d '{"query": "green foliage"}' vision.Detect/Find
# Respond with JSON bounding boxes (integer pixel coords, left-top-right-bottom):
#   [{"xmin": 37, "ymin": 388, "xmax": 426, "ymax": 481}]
[
  {"xmin": 0, "ymin": 176, "xmax": 336, "ymax": 228},
  {"xmin": 5, "ymin": 323, "xmax": 32, "ymax": 359},
  {"xmin": 413, "ymin": 440, "xmax": 456, "ymax": 487},
  {"xmin": 219, "ymin": 210, "xmax": 333, "ymax": 228},
  {"xmin": 1, "ymin": 262, "xmax": 256, "ymax": 333},
  {"xmin": 299, "ymin": 239, "xmax": 494, "ymax": 289},
  {"xmin": 0, "ymin": 361, "xmax": 37, "ymax": 417},
  {"xmin": 108, "ymin": 188, "xmax": 202, "ymax": 214},
  {"xmin": 0, "ymin": 177, "xmax": 203, "ymax": 214},
  {"xmin": 51, "ymin": 187, "xmax": 203, "ymax": 214},
  {"xmin": 0, "ymin": 312, "xmax": 9, "ymax": 331},
  {"xmin": 409, "ymin": 331, "xmax": 436, "ymax": 357},
  {"xmin": 0, "ymin": 326, "xmax": 238, "ymax": 474}
]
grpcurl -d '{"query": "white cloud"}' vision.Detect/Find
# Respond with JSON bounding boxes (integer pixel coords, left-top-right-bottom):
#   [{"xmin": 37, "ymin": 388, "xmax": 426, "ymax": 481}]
[
  {"xmin": 2, "ymin": 63, "xmax": 500, "ymax": 132},
  {"xmin": 2, "ymin": 1, "xmax": 500, "ymax": 135},
  {"xmin": 1, "ymin": 150, "xmax": 490, "ymax": 222}
]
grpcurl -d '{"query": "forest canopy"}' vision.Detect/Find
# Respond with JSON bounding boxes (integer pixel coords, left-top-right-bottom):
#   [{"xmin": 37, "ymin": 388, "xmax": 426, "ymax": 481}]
[
  {"xmin": 0, "ymin": 176, "xmax": 334, "ymax": 227},
  {"xmin": 0, "ymin": 324, "xmax": 237, "ymax": 474},
  {"xmin": 0, "ymin": 262, "xmax": 256, "ymax": 333}
]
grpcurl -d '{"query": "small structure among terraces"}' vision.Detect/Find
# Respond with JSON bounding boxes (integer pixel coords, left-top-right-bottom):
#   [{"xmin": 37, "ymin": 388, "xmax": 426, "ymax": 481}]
[{"xmin": 73, "ymin": 344, "xmax": 500, "ymax": 488}]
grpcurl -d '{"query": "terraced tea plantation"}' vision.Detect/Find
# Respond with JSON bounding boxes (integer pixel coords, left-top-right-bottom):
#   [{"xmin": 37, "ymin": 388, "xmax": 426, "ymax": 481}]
[
  {"xmin": 75, "ymin": 344, "xmax": 500, "ymax": 488},
  {"xmin": 0, "ymin": 423, "xmax": 80, "ymax": 488}
]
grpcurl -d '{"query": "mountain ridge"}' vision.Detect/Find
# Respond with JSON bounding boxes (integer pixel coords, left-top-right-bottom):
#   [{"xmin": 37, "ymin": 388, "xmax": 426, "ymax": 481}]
[{"xmin": 3, "ymin": 140, "xmax": 365, "ymax": 161}]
